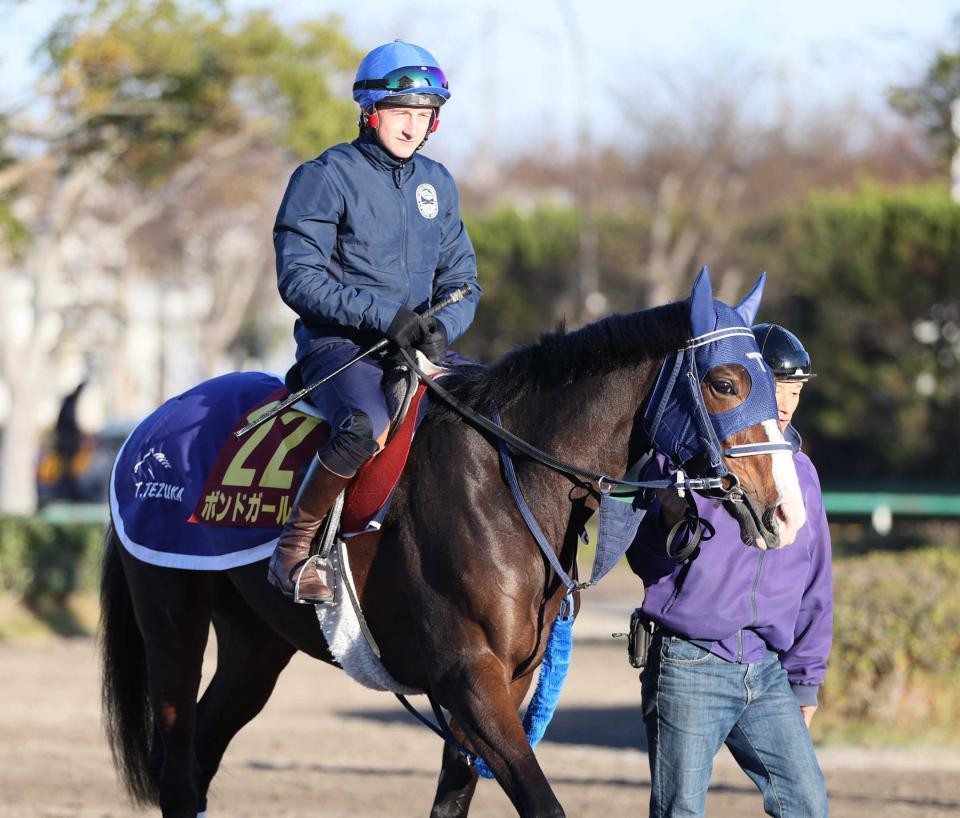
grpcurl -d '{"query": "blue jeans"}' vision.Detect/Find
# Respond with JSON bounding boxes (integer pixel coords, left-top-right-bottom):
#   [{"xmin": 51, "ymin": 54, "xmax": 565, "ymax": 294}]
[{"xmin": 641, "ymin": 633, "xmax": 828, "ymax": 818}]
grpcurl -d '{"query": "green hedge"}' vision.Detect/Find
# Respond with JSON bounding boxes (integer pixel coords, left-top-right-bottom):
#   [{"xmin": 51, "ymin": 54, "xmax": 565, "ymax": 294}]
[
  {"xmin": 0, "ymin": 515, "xmax": 104, "ymax": 601},
  {"xmin": 461, "ymin": 204, "xmax": 663, "ymax": 361},
  {"xmin": 462, "ymin": 189, "xmax": 960, "ymax": 482},
  {"xmin": 817, "ymin": 544, "xmax": 960, "ymax": 745},
  {"xmin": 740, "ymin": 184, "xmax": 960, "ymax": 482}
]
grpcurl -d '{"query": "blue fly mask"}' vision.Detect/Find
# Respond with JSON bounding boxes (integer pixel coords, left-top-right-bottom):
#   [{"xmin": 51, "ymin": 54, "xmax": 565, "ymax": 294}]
[
  {"xmin": 642, "ymin": 267, "xmax": 792, "ymax": 484},
  {"xmin": 587, "ymin": 268, "xmax": 792, "ymax": 583}
]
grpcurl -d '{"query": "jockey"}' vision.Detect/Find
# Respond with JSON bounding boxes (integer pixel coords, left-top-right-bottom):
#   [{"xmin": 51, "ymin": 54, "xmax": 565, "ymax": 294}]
[{"xmin": 268, "ymin": 40, "xmax": 481, "ymax": 603}]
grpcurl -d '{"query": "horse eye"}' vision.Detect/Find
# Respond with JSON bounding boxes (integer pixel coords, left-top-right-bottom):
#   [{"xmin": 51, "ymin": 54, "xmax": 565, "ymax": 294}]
[{"xmin": 711, "ymin": 379, "xmax": 736, "ymax": 396}]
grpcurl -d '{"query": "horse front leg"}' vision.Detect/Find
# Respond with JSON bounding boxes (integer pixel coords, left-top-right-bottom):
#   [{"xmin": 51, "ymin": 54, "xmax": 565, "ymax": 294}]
[
  {"xmin": 430, "ymin": 672, "xmax": 537, "ymax": 818},
  {"xmin": 434, "ymin": 652, "xmax": 564, "ymax": 818}
]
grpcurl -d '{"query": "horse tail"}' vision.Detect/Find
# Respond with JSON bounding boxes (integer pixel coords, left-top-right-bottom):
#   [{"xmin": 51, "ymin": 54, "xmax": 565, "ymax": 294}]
[{"xmin": 99, "ymin": 524, "xmax": 159, "ymax": 805}]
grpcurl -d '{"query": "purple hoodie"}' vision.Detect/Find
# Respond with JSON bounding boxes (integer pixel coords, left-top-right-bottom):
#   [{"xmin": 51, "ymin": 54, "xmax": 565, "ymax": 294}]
[{"xmin": 627, "ymin": 429, "xmax": 833, "ymax": 706}]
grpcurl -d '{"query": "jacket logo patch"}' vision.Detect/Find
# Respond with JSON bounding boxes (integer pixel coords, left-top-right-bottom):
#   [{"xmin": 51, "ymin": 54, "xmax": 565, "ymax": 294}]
[{"xmin": 415, "ymin": 183, "xmax": 439, "ymax": 219}]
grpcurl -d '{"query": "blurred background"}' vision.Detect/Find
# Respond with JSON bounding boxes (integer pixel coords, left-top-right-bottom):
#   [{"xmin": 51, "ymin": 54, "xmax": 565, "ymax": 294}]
[{"xmin": 1, "ymin": 0, "xmax": 959, "ymax": 752}]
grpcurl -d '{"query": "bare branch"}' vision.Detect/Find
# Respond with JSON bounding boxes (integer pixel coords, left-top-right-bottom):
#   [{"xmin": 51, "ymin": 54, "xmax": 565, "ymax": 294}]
[{"xmin": 0, "ymin": 156, "xmax": 58, "ymax": 195}]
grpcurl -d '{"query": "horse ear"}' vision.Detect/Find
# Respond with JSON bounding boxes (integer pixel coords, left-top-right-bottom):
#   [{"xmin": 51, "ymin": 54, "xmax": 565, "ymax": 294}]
[
  {"xmin": 734, "ymin": 272, "xmax": 766, "ymax": 325},
  {"xmin": 689, "ymin": 266, "xmax": 716, "ymax": 336}
]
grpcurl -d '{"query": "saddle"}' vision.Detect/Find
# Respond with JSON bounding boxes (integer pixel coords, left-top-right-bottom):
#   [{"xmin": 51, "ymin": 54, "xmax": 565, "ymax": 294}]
[
  {"xmin": 189, "ymin": 359, "xmax": 439, "ymax": 538},
  {"xmin": 284, "ymin": 356, "xmax": 440, "ymax": 443}
]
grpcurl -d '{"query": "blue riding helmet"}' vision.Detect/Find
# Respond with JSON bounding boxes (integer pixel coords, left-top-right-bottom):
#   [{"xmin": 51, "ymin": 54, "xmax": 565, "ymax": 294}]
[
  {"xmin": 353, "ymin": 40, "xmax": 451, "ymax": 112},
  {"xmin": 642, "ymin": 268, "xmax": 791, "ymax": 474}
]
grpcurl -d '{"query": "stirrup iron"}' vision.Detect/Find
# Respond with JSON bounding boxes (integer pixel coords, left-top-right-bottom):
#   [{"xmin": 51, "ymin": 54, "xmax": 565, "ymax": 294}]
[{"xmin": 293, "ymin": 554, "xmax": 336, "ymax": 606}]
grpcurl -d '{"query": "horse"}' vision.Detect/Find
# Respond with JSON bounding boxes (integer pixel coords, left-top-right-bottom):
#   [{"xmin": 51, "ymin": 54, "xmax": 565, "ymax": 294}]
[{"xmin": 99, "ymin": 268, "xmax": 805, "ymax": 817}]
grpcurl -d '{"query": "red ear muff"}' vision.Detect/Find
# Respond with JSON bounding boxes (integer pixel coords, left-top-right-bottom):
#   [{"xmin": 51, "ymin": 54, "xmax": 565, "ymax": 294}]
[
  {"xmin": 367, "ymin": 110, "xmax": 379, "ymax": 129},
  {"xmin": 429, "ymin": 113, "xmax": 439, "ymax": 133}
]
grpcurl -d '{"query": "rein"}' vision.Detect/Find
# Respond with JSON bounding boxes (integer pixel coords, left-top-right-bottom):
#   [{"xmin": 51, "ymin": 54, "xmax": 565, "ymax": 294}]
[
  {"xmin": 490, "ymin": 407, "xmax": 578, "ymax": 604},
  {"xmin": 399, "ymin": 322, "xmax": 796, "ymax": 565},
  {"xmin": 396, "ymin": 348, "xmax": 723, "ymax": 497}
]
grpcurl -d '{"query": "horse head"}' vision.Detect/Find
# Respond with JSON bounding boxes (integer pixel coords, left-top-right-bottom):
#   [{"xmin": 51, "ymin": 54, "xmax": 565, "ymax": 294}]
[{"xmin": 643, "ymin": 267, "xmax": 806, "ymax": 550}]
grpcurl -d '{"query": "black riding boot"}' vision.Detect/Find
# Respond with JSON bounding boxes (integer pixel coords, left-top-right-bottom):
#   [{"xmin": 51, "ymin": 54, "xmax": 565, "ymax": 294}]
[{"xmin": 267, "ymin": 457, "xmax": 350, "ymax": 604}]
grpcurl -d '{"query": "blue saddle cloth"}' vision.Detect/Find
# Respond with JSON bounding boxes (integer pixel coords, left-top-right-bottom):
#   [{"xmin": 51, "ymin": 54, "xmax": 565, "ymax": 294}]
[{"xmin": 110, "ymin": 371, "xmax": 295, "ymax": 570}]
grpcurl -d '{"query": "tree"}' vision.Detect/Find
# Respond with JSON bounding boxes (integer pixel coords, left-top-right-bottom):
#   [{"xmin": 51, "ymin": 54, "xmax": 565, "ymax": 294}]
[
  {"xmin": 0, "ymin": 0, "xmax": 359, "ymax": 512},
  {"xmin": 888, "ymin": 17, "xmax": 960, "ymax": 172},
  {"xmin": 740, "ymin": 184, "xmax": 960, "ymax": 481},
  {"xmin": 463, "ymin": 66, "xmax": 934, "ymax": 329}
]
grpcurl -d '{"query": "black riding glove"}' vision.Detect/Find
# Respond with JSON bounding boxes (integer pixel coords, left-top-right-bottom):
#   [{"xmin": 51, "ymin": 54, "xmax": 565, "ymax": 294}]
[
  {"xmin": 418, "ymin": 318, "xmax": 448, "ymax": 364},
  {"xmin": 385, "ymin": 306, "xmax": 429, "ymax": 350}
]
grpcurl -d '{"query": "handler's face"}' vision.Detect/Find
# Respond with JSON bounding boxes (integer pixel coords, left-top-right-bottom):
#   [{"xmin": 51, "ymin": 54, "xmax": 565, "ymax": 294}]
[
  {"xmin": 375, "ymin": 105, "xmax": 434, "ymax": 159},
  {"xmin": 774, "ymin": 379, "xmax": 804, "ymax": 432}
]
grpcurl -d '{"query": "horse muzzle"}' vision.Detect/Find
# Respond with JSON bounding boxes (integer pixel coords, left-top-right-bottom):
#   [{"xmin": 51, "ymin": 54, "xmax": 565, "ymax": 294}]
[
  {"xmin": 725, "ymin": 495, "xmax": 777, "ymax": 550},
  {"xmin": 724, "ymin": 483, "xmax": 805, "ymax": 550}
]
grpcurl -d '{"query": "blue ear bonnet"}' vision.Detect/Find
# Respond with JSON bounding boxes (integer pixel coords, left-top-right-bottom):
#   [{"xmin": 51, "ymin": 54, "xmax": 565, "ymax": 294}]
[{"xmin": 642, "ymin": 269, "xmax": 782, "ymax": 472}]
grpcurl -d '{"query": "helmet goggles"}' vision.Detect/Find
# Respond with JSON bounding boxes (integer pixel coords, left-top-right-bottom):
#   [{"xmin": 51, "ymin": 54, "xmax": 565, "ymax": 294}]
[{"xmin": 353, "ymin": 65, "xmax": 448, "ymax": 95}]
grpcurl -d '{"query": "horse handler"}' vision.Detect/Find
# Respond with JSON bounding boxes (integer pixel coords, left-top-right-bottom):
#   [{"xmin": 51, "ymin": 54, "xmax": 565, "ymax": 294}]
[
  {"xmin": 269, "ymin": 40, "xmax": 481, "ymax": 603},
  {"xmin": 627, "ymin": 324, "xmax": 832, "ymax": 818}
]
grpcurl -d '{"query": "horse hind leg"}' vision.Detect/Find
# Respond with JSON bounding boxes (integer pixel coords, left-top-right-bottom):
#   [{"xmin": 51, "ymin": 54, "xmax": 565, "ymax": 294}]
[
  {"xmin": 195, "ymin": 579, "xmax": 296, "ymax": 806},
  {"xmin": 434, "ymin": 652, "xmax": 564, "ymax": 818},
  {"xmin": 431, "ymin": 725, "xmax": 479, "ymax": 818},
  {"xmin": 118, "ymin": 546, "xmax": 215, "ymax": 818}
]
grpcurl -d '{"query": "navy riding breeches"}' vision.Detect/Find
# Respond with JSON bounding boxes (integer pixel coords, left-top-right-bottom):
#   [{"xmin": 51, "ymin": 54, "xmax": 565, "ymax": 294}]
[{"xmin": 298, "ymin": 343, "xmax": 390, "ymax": 477}]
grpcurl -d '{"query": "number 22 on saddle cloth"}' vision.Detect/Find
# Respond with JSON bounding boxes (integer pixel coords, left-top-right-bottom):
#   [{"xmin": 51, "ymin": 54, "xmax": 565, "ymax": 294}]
[{"xmin": 192, "ymin": 384, "xmax": 430, "ymax": 537}]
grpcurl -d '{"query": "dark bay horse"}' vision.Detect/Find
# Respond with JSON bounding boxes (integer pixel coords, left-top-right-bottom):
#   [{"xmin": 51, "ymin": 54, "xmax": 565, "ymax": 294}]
[{"xmin": 100, "ymin": 270, "xmax": 805, "ymax": 817}]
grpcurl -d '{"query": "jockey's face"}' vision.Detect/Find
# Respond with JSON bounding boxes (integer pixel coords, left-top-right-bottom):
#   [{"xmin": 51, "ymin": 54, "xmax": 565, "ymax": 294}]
[
  {"xmin": 774, "ymin": 379, "xmax": 804, "ymax": 432},
  {"xmin": 375, "ymin": 104, "xmax": 434, "ymax": 159}
]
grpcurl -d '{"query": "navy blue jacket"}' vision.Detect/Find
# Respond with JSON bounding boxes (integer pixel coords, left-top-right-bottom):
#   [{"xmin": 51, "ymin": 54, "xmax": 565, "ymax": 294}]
[{"xmin": 275, "ymin": 132, "xmax": 481, "ymax": 361}]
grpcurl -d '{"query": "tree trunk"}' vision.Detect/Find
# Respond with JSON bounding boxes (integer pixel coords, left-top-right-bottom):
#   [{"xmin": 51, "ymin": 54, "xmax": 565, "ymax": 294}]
[{"xmin": 0, "ymin": 364, "xmax": 43, "ymax": 513}]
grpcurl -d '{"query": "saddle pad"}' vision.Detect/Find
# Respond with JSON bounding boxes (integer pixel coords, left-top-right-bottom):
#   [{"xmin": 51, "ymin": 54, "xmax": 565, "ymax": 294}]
[
  {"xmin": 315, "ymin": 543, "xmax": 421, "ymax": 695},
  {"xmin": 339, "ymin": 378, "xmax": 427, "ymax": 535},
  {"xmin": 110, "ymin": 371, "xmax": 427, "ymax": 570}
]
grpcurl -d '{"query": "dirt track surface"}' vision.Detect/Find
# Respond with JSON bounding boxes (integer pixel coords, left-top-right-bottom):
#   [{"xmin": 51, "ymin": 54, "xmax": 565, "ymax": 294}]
[{"xmin": 2, "ymin": 572, "xmax": 959, "ymax": 817}]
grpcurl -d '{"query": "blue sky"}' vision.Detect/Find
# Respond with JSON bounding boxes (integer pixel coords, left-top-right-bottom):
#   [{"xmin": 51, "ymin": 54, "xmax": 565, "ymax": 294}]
[{"xmin": 3, "ymin": 0, "xmax": 959, "ymax": 170}]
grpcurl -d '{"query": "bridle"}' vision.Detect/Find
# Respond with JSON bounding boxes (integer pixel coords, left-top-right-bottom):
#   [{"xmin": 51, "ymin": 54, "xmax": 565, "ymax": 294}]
[
  {"xmin": 642, "ymin": 325, "xmax": 793, "ymax": 491},
  {"xmin": 400, "ymin": 327, "xmax": 792, "ymax": 502},
  {"xmin": 401, "ymin": 324, "xmax": 792, "ymax": 502}
]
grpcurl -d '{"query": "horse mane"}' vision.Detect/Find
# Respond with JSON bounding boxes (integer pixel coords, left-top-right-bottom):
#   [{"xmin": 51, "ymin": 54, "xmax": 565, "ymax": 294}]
[{"xmin": 432, "ymin": 300, "xmax": 690, "ymax": 421}]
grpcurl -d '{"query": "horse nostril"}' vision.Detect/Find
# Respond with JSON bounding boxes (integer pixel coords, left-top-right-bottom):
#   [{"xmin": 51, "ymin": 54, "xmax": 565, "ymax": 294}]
[
  {"xmin": 763, "ymin": 507, "xmax": 777, "ymax": 532},
  {"xmin": 760, "ymin": 507, "xmax": 785, "ymax": 549}
]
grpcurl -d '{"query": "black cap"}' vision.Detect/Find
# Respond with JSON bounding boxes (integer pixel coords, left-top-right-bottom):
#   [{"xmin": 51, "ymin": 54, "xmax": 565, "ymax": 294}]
[{"xmin": 752, "ymin": 324, "xmax": 817, "ymax": 381}]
